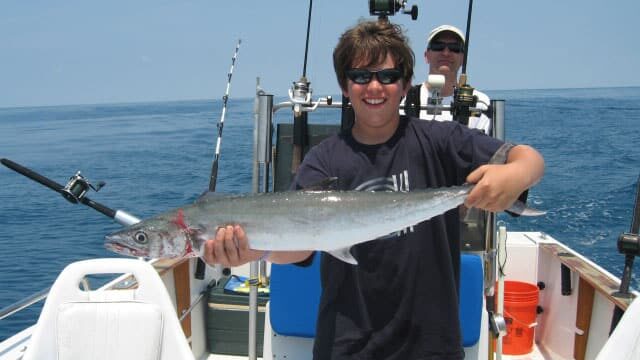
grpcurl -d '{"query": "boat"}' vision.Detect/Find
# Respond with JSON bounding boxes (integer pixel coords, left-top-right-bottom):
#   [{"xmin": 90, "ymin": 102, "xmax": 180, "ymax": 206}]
[{"xmin": 1, "ymin": 1, "xmax": 639, "ymax": 359}]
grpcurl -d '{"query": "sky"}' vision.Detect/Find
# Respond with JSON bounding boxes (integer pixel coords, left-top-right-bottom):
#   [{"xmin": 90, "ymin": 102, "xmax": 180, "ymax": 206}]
[{"xmin": 1, "ymin": 0, "xmax": 639, "ymax": 108}]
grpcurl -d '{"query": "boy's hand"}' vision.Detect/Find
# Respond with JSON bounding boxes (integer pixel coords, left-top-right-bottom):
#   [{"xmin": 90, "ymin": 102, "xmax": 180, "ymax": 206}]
[
  {"xmin": 202, "ymin": 225, "xmax": 265, "ymax": 267},
  {"xmin": 465, "ymin": 144, "xmax": 544, "ymax": 212}
]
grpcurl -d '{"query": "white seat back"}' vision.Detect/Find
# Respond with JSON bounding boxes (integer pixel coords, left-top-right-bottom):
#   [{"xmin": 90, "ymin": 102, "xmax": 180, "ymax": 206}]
[
  {"xmin": 23, "ymin": 258, "xmax": 194, "ymax": 360},
  {"xmin": 596, "ymin": 298, "xmax": 640, "ymax": 360}
]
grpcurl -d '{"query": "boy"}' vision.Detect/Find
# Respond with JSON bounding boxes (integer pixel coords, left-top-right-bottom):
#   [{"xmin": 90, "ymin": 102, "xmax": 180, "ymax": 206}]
[{"xmin": 204, "ymin": 19, "xmax": 544, "ymax": 359}]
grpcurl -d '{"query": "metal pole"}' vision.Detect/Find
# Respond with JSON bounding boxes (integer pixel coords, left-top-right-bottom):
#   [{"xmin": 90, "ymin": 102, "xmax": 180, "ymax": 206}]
[
  {"xmin": 249, "ymin": 91, "xmax": 274, "ymax": 360},
  {"xmin": 0, "ymin": 288, "xmax": 50, "ymax": 321},
  {"xmin": 492, "ymin": 100, "xmax": 505, "ymax": 141},
  {"xmin": 484, "ymin": 100, "xmax": 505, "ymax": 296}
]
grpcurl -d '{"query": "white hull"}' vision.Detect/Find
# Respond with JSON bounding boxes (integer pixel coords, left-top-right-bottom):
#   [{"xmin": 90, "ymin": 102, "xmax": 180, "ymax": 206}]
[{"xmin": 1, "ymin": 231, "xmax": 637, "ymax": 360}]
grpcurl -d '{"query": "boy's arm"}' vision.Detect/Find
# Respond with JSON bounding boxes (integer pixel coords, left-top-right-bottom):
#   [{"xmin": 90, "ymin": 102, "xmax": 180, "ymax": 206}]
[
  {"xmin": 464, "ymin": 144, "xmax": 544, "ymax": 212},
  {"xmin": 202, "ymin": 224, "xmax": 313, "ymax": 267}
]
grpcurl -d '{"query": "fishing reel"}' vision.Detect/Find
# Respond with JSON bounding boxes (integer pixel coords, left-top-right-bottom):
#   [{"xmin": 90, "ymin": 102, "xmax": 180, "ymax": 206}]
[
  {"xmin": 289, "ymin": 76, "xmax": 312, "ymax": 117},
  {"xmin": 451, "ymin": 83, "xmax": 478, "ymax": 126},
  {"xmin": 289, "ymin": 76, "xmax": 333, "ymax": 117},
  {"xmin": 369, "ymin": 0, "xmax": 418, "ymax": 20},
  {"xmin": 61, "ymin": 171, "xmax": 105, "ymax": 204}
]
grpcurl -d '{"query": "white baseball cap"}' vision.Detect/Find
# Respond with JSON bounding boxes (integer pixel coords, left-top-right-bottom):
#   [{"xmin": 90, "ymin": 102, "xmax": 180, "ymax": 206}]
[{"xmin": 427, "ymin": 25, "xmax": 465, "ymax": 45}]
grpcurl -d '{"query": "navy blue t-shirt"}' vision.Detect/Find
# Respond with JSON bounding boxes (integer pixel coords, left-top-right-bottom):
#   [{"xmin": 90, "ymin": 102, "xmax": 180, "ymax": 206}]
[{"xmin": 293, "ymin": 116, "xmax": 504, "ymax": 360}]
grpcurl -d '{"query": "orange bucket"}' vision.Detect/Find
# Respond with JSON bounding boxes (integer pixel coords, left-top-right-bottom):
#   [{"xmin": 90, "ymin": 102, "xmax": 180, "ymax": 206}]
[{"xmin": 500, "ymin": 281, "xmax": 539, "ymax": 355}]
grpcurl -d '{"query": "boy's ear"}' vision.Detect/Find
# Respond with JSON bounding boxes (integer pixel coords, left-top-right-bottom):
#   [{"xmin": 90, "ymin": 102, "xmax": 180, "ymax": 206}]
[{"xmin": 403, "ymin": 80, "xmax": 412, "ymax": 96}]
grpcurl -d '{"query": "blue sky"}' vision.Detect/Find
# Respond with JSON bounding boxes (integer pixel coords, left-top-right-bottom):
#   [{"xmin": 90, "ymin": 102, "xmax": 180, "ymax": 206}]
[{"xmin": 1, "ymin": 0, "xmax": 638, "ymax": 108}]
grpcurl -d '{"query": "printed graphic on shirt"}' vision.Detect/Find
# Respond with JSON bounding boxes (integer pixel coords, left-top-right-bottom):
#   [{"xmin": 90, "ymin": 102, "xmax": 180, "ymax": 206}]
[
  {"xmin": 354, "ymin": 170, "xmax": 414, "ymax": 237},
  {"xmin": 353, "ymin": 170, "xmax": 410, "ymax": 192}
]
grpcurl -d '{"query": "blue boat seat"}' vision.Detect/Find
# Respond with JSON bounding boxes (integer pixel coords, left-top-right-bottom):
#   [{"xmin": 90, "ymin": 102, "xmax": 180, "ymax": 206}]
[
  {"xmin": 269, "ymin": 252, "xmax": 322, "ymax": 338},
  {"xmin": 269, "ymin": 253, "xmax": 484, "ymax": 346},
  {"xmin": 458, "ymin": 254, "xmax": 484, "ymax": 346}
]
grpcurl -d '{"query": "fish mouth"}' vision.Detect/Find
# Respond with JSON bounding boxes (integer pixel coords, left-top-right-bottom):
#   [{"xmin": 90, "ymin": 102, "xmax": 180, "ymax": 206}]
[{"xmin": 104, "ymin": 236, "xmax": 148, "ymax": 257}]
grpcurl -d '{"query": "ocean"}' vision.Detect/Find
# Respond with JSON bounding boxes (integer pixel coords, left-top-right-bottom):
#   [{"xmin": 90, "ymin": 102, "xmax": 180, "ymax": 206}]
[{"xmin": 1, "ymin": 87, "xmax": 639, "ymax": 341}]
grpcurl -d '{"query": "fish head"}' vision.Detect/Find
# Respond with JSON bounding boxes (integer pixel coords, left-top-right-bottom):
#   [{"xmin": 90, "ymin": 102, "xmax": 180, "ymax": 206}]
[{"xmin": 104, "ymin": 211, "xmax": 198, "ymax": 258}]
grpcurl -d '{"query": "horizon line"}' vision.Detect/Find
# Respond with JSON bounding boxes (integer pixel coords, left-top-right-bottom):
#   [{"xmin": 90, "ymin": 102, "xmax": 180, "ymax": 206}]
[{"xmin": 1, "ymin": 85, "xmax": 639, "ymax": 110}]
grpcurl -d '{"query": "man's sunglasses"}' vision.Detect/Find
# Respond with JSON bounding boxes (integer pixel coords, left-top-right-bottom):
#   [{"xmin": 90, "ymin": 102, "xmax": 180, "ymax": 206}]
[
  {"xmin": 428, "ymin": 41, "xmax": 464, "ymax": 53},
  {"xmin": 345, "ymin": 68, "xmax": 403, "ymax": 85}
]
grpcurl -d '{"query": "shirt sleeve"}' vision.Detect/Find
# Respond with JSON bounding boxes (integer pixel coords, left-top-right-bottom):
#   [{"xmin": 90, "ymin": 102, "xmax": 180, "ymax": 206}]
[
  {"xmin": 290, "ymin": 144, "xmax": 334, "ymax": 190},
  {"xmin": 442, "ymin": 122, "xmax": 504, "ymax": 183}
]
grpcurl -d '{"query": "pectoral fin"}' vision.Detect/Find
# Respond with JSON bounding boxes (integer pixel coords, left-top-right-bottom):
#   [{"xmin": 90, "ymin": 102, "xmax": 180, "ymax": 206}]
[
  {"xmin": 506, "ymin": 200, "xmax": 547, "ymax": 217},
  {"xmin": 328, "ymin": 247, "xmax": 358, "ymax": 265}
]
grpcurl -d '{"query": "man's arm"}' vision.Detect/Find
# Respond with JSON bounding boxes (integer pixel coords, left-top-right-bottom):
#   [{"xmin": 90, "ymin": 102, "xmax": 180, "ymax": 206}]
[{"xmin": 464, "ymin": 144, "xmax": 544, "ymax": 212}]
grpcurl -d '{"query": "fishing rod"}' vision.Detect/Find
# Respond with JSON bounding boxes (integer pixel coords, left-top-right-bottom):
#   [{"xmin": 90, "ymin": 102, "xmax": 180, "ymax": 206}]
[
  {"xmin": 452, "ymin": 0, "xmax": 480, "ymax": 126},
  {"xmin": 460, "ymin": 0, "xmax": 473, "ymax": 82},
  {"xmin": 0, "ymin": 158, "xmax": 140, "ymax": 226},
  {"xmin": 194, "ymin": 39, "xmax": 243, "ymax": 281},
  {"xmin": 289, "ymin": 0, "xmax": 313, "ymax": 177},
  {"xmin": 1, "ymin": 158, "xmax": 212, "ymax": 326},
  {"xmin": 209, "ymin": 39, "xmax": 242, "ymax": 192},
  {"xmin": 610, "ymin": 174, "xmax": 640, "ymax": 333}
]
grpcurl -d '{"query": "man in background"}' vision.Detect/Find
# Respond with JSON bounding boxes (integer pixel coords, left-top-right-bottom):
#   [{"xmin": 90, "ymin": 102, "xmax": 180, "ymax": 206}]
[{"xmin": 405, "ymin": 24, "xmax": 491, "ymax": 133}]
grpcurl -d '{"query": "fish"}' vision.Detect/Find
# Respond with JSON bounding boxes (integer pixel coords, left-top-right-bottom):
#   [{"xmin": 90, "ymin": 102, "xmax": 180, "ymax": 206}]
[{"xmin": 104, "ymin": 184, "xmax": 543, "ymax": 264}]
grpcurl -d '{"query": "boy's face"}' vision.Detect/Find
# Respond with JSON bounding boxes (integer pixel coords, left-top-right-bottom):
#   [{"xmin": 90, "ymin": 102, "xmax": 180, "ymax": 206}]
[{"xmin": 342, "ymin": 54, "xmax": 409, "ymax": 144}]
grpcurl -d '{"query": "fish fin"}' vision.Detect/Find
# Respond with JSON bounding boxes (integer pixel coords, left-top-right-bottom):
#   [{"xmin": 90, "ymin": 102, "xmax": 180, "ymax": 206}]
[
  {"xmin": 327, "ymin": 247, "xmax": 358, "ymax": 265},
  {"xmin": 195, "ymin": 191, "xmax": 233, "ymax": 203},
  {"xmin": 506, "ymin": 200, "xmax": 547, "ymax": 217},
  {"xmin": 303, "ymin": 177, "xmax": 339, "ymax": 191}
]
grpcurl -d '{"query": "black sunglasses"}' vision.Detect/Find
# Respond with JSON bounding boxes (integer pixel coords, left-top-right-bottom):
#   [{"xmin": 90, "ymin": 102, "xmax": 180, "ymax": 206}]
[
  {"xmin": 429, "ymin": 41, "xmax": 464, "ymax": 53},
  {"xmin": 345, "ymin": 68, "xmax": 403, "ymax": 85}
]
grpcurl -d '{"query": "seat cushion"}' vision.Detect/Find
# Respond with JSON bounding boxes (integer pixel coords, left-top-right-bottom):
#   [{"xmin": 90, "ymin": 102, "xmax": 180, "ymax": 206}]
[
  {"xmin": 459, "ymin": 254, "xmax": 483, "ymax": 346},
  {"xmin": 269, "ymin": 252, "xmax": 484, "ymax": 347},
  {"xmin": 269, "ymin": 253, "xmax": 321, "ymax": 338},
  {"xmin": 57, "ymin": 301, "xmax": 163, "ymax": 360}
]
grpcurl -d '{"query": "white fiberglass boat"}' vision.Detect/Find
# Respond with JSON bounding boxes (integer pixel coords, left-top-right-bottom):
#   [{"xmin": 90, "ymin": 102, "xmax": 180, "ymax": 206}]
[{"xmin": 1, "ymin": 2, "xmax": 638, "ymax": 360}]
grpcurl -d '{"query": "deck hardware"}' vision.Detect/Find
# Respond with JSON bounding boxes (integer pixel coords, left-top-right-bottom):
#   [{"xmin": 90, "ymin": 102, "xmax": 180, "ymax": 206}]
[
  {"xmin": 561, "ymin": 264, "xmax": 572, "ymax": 296},
  {"xmin": 489, "ymin": 312, "xmax": 507, "ymax": 338},
  {"xmin": 537, "ymin": 281, "xmax": 546, "ymax": 290}
]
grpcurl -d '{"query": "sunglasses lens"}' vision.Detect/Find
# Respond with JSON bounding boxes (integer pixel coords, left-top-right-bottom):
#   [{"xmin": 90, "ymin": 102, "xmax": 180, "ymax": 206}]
[
  {"xmin": 346, "ymin": 70, "xmax": 372, "ymax": 84},
  {"xmin": 346, "ymin": 69, "xmax": 401, "ymax": 85},
  {"xmin": 430, "ymin": 42, "xmax": 446, "ymax": 51},
  {"xmin": 430, "ymin": 42, "xmax": 463, "ymax": 53},
  {"xmin": 448, "ymin": 44, "xmax": 463, "ymax": 53},
  {"xmin": 377, "ymin": 69, "xmax": 402, "ymax": 84}
]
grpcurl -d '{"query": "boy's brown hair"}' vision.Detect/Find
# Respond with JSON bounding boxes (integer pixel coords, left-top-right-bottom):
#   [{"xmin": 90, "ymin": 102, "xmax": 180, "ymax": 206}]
[{"xmin": 333, "ymin": 19, "xmax": 414, "ymax": 91}]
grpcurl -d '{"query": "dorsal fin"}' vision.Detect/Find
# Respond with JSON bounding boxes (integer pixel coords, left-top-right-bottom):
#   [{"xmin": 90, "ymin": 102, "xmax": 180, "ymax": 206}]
[
  {"xmin": 304, "ymin": 177, "xmax": 339, "ymax": 191},
  {"xmin": 194, "ymin": 191, "xmax": 232, "ymax": 203}
]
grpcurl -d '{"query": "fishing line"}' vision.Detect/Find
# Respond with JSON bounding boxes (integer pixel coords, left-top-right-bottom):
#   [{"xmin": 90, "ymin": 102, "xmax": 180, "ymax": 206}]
[{"xmin": 209, "ymin": 39, "xmax": 242, "ymax": 192}]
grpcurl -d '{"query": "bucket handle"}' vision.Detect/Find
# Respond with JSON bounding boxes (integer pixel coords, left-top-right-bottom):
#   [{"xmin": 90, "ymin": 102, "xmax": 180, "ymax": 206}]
[{"xmin": 503, "ymin": 309, "xmax": 538, "ymax": 328}]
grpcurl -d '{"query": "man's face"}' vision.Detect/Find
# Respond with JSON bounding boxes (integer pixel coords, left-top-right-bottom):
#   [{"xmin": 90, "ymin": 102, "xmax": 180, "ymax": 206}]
[
  {"xmin": 425, "ymin": 32, "xmax": 464, "ymax": 77},
  {"xmin": 342, "ymin": 54, "xmax": 409, "ymax": 142}
]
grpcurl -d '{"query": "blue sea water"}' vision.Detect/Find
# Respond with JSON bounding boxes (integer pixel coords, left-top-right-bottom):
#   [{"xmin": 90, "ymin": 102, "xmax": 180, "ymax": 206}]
[{"xmin": 1, "ymin": 87, "xmax": 639, "ymax": 341}]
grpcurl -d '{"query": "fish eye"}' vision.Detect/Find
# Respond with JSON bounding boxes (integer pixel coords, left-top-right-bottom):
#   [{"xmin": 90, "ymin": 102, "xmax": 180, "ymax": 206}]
[{"xmin": 134, "ymin": 231, "xmax": 148, "ymax": 244}]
